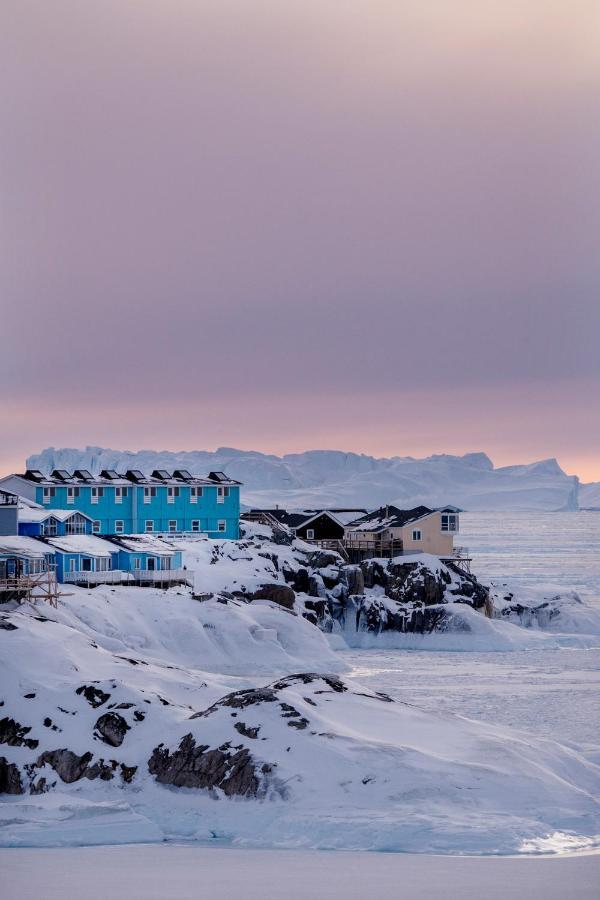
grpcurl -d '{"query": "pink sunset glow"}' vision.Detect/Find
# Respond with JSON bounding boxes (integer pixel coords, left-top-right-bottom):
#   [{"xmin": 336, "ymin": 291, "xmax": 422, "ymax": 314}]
[{"xmin": 1, "ymin": 1, "xmax": 599, "ymax": 478}]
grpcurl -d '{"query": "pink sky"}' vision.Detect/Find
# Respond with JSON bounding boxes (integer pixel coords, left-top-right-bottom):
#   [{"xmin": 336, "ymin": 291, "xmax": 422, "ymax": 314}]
[{"xmin": 1, "ymin": 2, "xmax": 599, "ymax": 480}]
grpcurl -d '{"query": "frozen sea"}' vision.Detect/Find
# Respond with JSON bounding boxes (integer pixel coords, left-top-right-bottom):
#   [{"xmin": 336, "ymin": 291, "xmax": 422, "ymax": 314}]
[{"xmin": 345, "ymin": 511, "xmax": 600, "ymax": 751}]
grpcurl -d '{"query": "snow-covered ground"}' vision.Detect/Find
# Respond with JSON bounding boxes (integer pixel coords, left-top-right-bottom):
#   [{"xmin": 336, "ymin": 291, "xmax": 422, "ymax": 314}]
[
  {"xmin": 1, "ymin": 520, "xmax": 599, "ymax": 887},
  {"xmin": 2, "ymin": 845, "xmax": 599, "ymax": 900}
]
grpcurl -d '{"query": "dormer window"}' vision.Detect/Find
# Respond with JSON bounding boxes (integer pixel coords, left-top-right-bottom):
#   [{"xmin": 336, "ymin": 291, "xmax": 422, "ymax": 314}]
[{"xmin": 441, "ymin": 513, "xmax": 458, "ymax": 532}]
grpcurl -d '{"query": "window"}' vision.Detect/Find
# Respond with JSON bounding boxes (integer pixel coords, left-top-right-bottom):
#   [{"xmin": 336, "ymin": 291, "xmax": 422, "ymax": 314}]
[
  {"xmin": 191, "ymin": 520, "xmax": 200, "ymax": 532},
  {"xmin": 217, "ymin": 486, "xmax": 230, "ymax": 503},
  {"xmin": 96, "ymin": 557, "xmax": 111, "ymax": 572},
  {"xmin": 42, "ymin": 519, "xmax": 58, "ymax": 537},
  {"xmin": 92, "ymin": 521, "xmax": 101, "ymax": 534},
  {"xmin": 306, "ymin": 528, "xmax": 315, "ymax": 540},
  {"xmin": 82, "ymin": 558, "xmax": 92, "ymax": 572},
  {"xmin": 412, "ymin": 529, "xmax": 422, "ymax": 541},
  {"xmin": 143, "ymin": 487, "xmax": 157, "ymax": 504},
  {"xmin": 160, "ymin": 556, "xmax": 172, "ymax": 570},
  {"xmin": 67, "ymin": 486, "xmax": 79, "ymax": 504},
  {"xmin": 30, "ymin": 559, "xmax": 45, "ymax": 575},
  {"xmin": 217, "ymin": 520, "xmax": 226, "ymax": 533},
  {"xmin": 42, "ymin": 487, "xmax": 55, "ymax": 503},
  {"xmin": 147, "ymin": 557, "xmax": 156, "ymax": 571},
  {"xmin": 167, "ymin": 486, "xmax": 180, "ymax": 504},
  {"xmin": 115, "ymin": 520, "xmax": 124, "ymax": 534},
  {"xmin": 91, "ymin": 487, "xmax": 104, "ymax": 504},
  {"xmin": 134, "ymin": 557, "xmax": 141, "ymax": 570},
  {"xmin": 190, "ymin": 487, "xmax": 202, "ymax": 503},
  {"xmin": 145, "ymin": 520, "xmax": 154, "ymax": 533},
  {"xmin": 168, "ymin": 520, "xmax": 177, "ymax": 533},
  {"xmin": 68, "ymin": 559, "xmax": 76, "ymax": 573},
  {"xmin": 115, "ymin": 486, "xmax": 128, "ymax": 504},
  {"xmin": 65, "ymin": 515, "xmax": 86, "ymax": 535},
  {"xmin": 441, "ymin": 513, "xmax": 458, "ymax": 532}
]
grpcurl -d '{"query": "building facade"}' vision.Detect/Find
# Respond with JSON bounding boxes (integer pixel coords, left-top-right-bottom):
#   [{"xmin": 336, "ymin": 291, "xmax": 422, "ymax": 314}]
[{"xmin": 0, "ymin": 469, "xmax": 241, "ymax": 538}]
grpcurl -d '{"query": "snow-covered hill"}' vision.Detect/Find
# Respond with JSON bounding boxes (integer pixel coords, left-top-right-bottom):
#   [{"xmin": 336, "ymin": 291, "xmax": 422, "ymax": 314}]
[
  {"xmin": 25, "ymin": 446, "xmax": 580, "ymax": 511},
  {"xmin": 2, "ymin": 582, "xmax": 600, "ymax": 852}
]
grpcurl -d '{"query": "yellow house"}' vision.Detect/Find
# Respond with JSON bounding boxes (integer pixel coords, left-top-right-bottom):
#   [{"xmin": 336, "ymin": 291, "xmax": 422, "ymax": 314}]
[{"xmin": 344, "ymin": 505, "xmax": 462, "ymax": 561}]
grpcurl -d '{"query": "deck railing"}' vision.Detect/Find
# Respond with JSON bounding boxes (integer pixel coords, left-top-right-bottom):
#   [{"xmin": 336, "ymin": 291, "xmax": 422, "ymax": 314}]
[
  {"xmin": 63, "ymin": 570, "xmax": 127, "ymax": 585},
  {"xmin": 131, "ymin": 568, "xmax": 191, "ymax": 585}
]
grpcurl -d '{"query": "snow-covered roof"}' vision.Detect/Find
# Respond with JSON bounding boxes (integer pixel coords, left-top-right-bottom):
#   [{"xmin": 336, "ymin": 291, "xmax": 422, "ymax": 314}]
[
  {"xmin": 42, "ymin": 534, "xmax": 118, "ymax": 557},
  {"xmin": 105, "ymin": 534, "xmax": 179, "ymax": 555},
  {"xmin": 347, "ymin": 505, "xmax": 435, "ymax": 532},
  {"xmin": 0, "ymin": 535, "xmax": 54, "ymax": 558},
  {"xmin": 18, "ymin": 508, "xmax": 93, "ymax": 524}
]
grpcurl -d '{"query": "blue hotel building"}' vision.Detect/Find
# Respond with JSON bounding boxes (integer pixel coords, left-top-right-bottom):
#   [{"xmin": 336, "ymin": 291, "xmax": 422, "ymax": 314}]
[{"xmin": 0, "ymin": 469, "xmax": 241, "ymax": 538}]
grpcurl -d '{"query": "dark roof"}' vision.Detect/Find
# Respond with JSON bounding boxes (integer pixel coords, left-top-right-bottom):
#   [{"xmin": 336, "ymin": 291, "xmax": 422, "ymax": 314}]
[{"xmin": 347, "ymin": 505, "xmax": 434, "ymax": 532}]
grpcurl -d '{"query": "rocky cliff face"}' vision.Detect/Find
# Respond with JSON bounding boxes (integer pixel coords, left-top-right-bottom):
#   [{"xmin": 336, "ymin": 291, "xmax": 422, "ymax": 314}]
[{"xmin": 191, "ymin": 525, "xmax": 490, "ymax": 638}]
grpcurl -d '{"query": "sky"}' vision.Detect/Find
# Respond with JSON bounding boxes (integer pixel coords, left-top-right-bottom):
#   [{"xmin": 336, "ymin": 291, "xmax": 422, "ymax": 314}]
[{"xmin": 1, "ymin": 1, "xmax": 599, "ymax": 480}]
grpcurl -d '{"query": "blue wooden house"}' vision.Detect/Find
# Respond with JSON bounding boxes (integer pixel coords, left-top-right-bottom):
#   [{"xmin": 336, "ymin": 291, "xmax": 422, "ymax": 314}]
[
  {"xmin": 0, "ymin": 535, "xmax": 56, "ymax": 580},
  {"xmin": 0, "ymin": 469, "xmax": 241, "ymax": 538},
  {"xmin": 42, "ymin": 533, "xmax": 188, "ymax": 587},
  {"xmin": 18, "ymin": 508, "xmax": 94, "ymax": 538}
]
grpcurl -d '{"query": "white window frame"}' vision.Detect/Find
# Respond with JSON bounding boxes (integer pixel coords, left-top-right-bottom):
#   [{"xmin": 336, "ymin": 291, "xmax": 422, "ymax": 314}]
[
  {"xmin": 412, "ymin": 529, "xmax": 422, "ymax": 541},
  {"xmin": 306, "ymin": 528, "xmax": 315, "ymax": 540},
  {"xmin": 43, "ymin": 519, "xmax": 58, "ymax": 537},
  {"xmin": 168, "ymin": 519, "xmax": 177, "ymax": 533},
  {"xmin": 134, "ymin": 557, "xmax": 141, "ymax": 570},
  {"xmin": 190, "ymin": 486, "xmax": 202, "ymax": 503},
  {"xmin": 217, "ymin": 520, "xmax": 226, "ymax": 533},
  {"xmin": 67, "ymin": 486, "xmax": 79, "ymax": 505},
  {"xmin": 143, "ymin": 486, "xmax": 156, "ymax": 504},
  {"xmin": 145, "ymin": 520, "xmax": 154, "ymax": 533},
  {"xmin": 115, "ymin": 486, "xmax": 127, "ymax": 504},
  {"xmin": 91, "ymin": 486, "xmax": 103, "ymax": 505},
  {"xmin": 42, "ymin": 487, "xmax": 55, "ymax": 503},
  {"xmin": 92, "ymin": 520, "xmax": 101, "ymax": 534},
  {"xmin": 167, "ymin": 486, "xmax": 180, "ymax": 504},
  {"xmin": 441, "ymin": 513, "xmax": 458, "ymax": 532},
  {"xmin": 68, "ymin": 558, "xmax": 76, "ymax": 573},
  {"xmin": 217, "ymin": 486, "xmax": 230, "ymax": 504},
  {"xmin": 191, "ymin": 519, "xmax": 200, "ymax": 532},
  {"xmin": 115, "ymin": 520, "xmax": 124, "ymax": 534}
]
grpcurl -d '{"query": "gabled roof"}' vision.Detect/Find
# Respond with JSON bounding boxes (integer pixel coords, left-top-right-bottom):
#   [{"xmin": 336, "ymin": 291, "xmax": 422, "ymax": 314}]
[
  {"xmin": 346, "ymin": 505, "xmax": 434, "ymax": 533},
  {"xmin": 18, "ymin": 508, "xmax": 94, "ymax": 524}
]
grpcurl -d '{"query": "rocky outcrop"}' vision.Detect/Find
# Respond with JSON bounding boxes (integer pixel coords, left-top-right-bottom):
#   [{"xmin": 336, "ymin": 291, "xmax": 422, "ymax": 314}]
[
  {"xmin": 0, "ymin": 756, "xmax": 23, "ymax": 794},
  {"xmin": 249, "ymin": 583, "xmax": 296, "ymax": 610},
  {"xmin": 148, "ymin": 735, "xmax": 262, "ymax": 796},
  {"xmin": 0, "ymin": 717, "xmax": 39, "ymax": 750},
  {"xmin": 76, "ymin": 685, "xmax": 110, "ymax": 708},
  {"xmin": 94, "ymin": 712, "xmax": 130, "ymax": 747}
]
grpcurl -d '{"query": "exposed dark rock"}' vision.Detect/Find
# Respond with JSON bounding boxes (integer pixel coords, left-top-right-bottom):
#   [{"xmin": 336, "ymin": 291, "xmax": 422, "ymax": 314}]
[
  {"xmin": 76, "ymin": 685, "xmax": 110, "ymax": 708},
  {"xmin": 0, "ymin": 717, "xmax": 39, "ymax": 750},
  {"xmin": 308, "ymin": 574, "xmax": 326, "ymax": 598},
  {"xmin": 94, "ymin": 712, "xmax": 130, "ymax": 747},
  {"xmin": 23, "ymin": 693, "xmax": 36, "ymax": 699},
  {"xmin": 234, "ymin": 722, "xmax": 260, "ymax": 739},
  {"xmin": 134, "ymin": 710, "xmax": 146, "ymax": 722},
  {"xmin": 120, "ymin": 763, "xmax": 137, "ymax": 783},
  {"xmin": 36, "ymin": 749, "xmax": 94, "ymax": 783},
  {"xmin": 271, "ymin": 529, "xmax": 293, "ymax": 546},
  {"xmin": 385, "ymin": 562, "xmax": 447, "ymax": 605},
  {"xmin": 342, "ymin": 565, "xmax": 365, "ymax": 596},
  {"xmin": 191, "ymin": 687, "xmax": 279, "ymax": 717},
  {"xmin": 0, "ymin": 620, "xmax": 18, "ymax": 631},
  {"xmin": 360, "ymin": 560, "xmax": 387, "ymax": 589},
  {"xmin": 148, "ymin": 734, "xmax": 261, "ymax": 796},
  {"xmin": 250, "ymin": 583, "xmax": 295, "ymax": 610},
  {"xmin": 0, "ymin": 757, "xmax": 23, "ymax": 794},
  {"xmin": 308, "ymin": 551, "xmax": 339, "ymax": 569}
]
